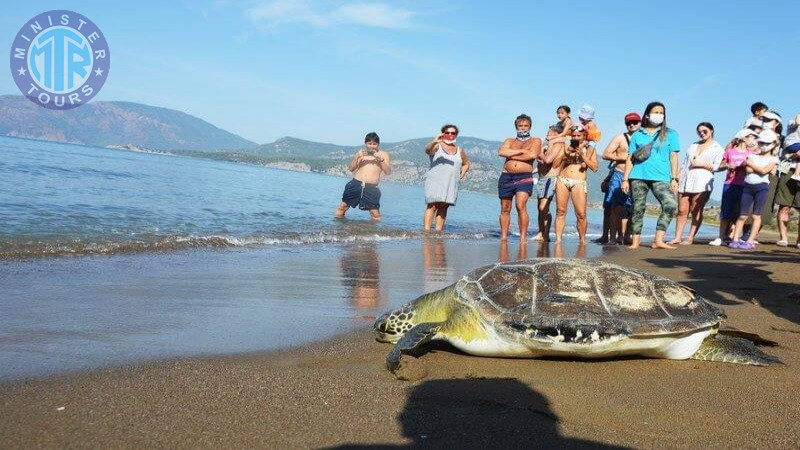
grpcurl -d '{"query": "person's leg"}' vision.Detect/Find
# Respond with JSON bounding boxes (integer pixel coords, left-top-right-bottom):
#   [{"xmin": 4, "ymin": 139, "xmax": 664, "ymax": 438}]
[
  {"xmin": 608, "ymin": 205, "xmax": 620, "ymax": 244},
  {"xmin": 733, "ymin": 215, "xmax": 747, "ymax": 242},
  {"xmin": 777, "ymin": 206, "xmax": 790, "ymax": 243},
  {"xmin": 650, "ymin": 181, "xmax": 678, "ymax": 250},
  {"xmin": 667, "ymin": 194, "xmax": 690, "ymax": 244},
  {"xmin": 571, "ymin": 182, "xmax": 588, "ymax": 243},
  {"xmin": 423, "ymin": 203, "xmax": 436, "ymax": 231},
  {"xmin": 499, "ymin": 198, "xmax": 513, "ymax": 241},
  {"xmin": 515, "ymin": 192, "xmax": 531, "ymax": 242},
  {"xmin": 628, "ymin": 180, "xmax": 648, "ymax": 249},
  {"xmin": 746, "ymin": 185, "xmax": 770, "ymax": 244},
  {"xmin": 538, "ymin": 197, "xmax": 553, "ymax": 242},
  {"xmin": 595, "ymin": 207, "xmax": 610, "ymax": 244},
  {"xmin": 369, "ymin": 209, "xmax": 381, "ymax": 221},
  {"xmin": 554, "ymin": 180, "xmax": 569, "ymax": 244},
  {"xmin": 733, "ymin": 185, "xmax": 756, "ymax": 244},
  {"xmin": 434, "ymin": 203, "xmax": 449, "ymax": 232},
  {"xmin": 335, "ymin": 201, "xmax": 349, "ymax": 218},
  {"xmin": 685, "ymin": 192, "xmax": 710, "ymax": 243}
]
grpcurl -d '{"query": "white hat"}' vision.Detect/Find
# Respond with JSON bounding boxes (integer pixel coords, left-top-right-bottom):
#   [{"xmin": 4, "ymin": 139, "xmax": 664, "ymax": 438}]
[
  {"xmin": 578, "ymin": 104, "xmax": 595, "ymax": 121},
  {"xmin": 760, "ymin": 111, "xmax": 782, "ymax": 123},
  {"xmin": 757, "ymin": 129, "xmax": 778, "ymax": 143},
  {"xmin": 734, "ymin": 129, "xmax": 757, "ymax": 140},
  {"xmin": 745, "ymin": 117, "xmax": 764, "ymax": 129}
]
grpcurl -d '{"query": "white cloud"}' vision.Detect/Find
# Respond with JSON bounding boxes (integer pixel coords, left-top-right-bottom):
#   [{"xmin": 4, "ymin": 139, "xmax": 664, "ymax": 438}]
[{"xmin": 245, "ymin": 1, "xmax": 417, "ymax": 29}]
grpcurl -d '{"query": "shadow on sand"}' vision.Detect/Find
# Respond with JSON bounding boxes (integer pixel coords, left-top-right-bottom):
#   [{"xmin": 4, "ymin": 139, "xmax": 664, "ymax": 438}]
[
  {"xmin": 644, "ymin": 250, "xmax": 800, "ymax": 326},
  {"xmin": 332, "ymin": 378, "xmax": 624, "ymax": 449}
]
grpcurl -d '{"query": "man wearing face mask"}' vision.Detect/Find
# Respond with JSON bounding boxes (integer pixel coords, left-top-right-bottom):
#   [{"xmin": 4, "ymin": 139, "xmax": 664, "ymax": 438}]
[
  {"xmin": 622, "ymin": 101, "xmax": 680, "ymax": 250},
  {"xmin": 498, "ymin": 114, "xmax": 542, "ymax": 242}
]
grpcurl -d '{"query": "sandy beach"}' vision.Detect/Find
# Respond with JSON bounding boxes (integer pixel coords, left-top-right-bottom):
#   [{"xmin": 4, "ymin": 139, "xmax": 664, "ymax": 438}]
[{"xmin": 1, "ymin": 241, "xmax": 799, "ymax": 448}]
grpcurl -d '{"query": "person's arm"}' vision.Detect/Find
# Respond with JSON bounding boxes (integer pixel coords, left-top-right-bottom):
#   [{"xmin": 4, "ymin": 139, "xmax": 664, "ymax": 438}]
[
  {"xmin": 746, "ymin": 156, "xmax": 777, "ymax": 175},
  {"xmin": 670, "ymin": 152, "xmax": 680, "ymax": 192},
  {"xmin": 459, "ymin": 149, "xmax": 470, "ymax": 179},
  {"xmin": 425, "ymin": 135, "xmax": 442, "ymax": 155},
  {"xmin": 507, "ymin": 138, "xmax": 541, "ymax": 162},
  {"xmin": 540, "ymin": 143, "xmax": 563, "ymax": 164},
  {"xmin": 621, "ymin": 155, "xmax": 633, "ymax": 194},
  {"xmin": 601, "ymin": 135, "xmax": 622, "ymax": 161},
  {"xmin": 348, "ymin": 149, "xmax": 365, "ymax": 172},
  {"xmin": 581, "ymin": 145, "xmax": 599, "ymax": 172},
  {"xmin": 498, "ymin": 139, "xmax": 525, "ymax": 157},
  {"xmin": 375, "ymin": 151, "xmax": 391, "ymax": 175}
]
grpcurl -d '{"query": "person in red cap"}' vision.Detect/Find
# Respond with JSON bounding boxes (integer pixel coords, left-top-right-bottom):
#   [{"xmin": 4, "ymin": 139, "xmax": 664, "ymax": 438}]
[{"xmin": 597, "ymin": 112, "xmax": 641, "ymax": 244}]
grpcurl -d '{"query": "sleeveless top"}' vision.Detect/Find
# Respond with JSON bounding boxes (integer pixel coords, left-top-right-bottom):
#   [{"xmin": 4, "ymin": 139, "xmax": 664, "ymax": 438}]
[{"xmin": 425, "ymin": 144, "xmax": 463, "ymax": 205}]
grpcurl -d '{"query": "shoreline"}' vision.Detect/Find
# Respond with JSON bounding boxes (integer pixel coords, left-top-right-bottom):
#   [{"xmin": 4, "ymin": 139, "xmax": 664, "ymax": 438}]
[{"xmin": 2, "ymin": 244, "xmax": 799, "ymax": 447}]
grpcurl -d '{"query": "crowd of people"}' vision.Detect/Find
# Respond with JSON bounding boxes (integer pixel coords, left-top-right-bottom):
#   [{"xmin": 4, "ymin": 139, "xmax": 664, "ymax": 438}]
[{"xmin": 334, "ymin": 101, "xmax": 800, "ymax": 250}]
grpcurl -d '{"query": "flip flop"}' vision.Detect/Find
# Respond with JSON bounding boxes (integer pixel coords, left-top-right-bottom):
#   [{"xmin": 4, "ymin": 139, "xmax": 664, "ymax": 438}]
[{"xmin": 776, "ymin": 240, "xmax": 789, "ymax": 247}]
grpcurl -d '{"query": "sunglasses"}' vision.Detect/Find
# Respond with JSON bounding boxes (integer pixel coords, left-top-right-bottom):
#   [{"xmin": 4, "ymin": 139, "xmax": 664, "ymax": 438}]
[
  {"xmin": 625, "ymin": 121, "xmax": 641, "ymax": 126},
  {"xmin": 697, "ymin": 129, "xmax": 711, "ymax": 135},
  {"xmin": 443, "ymin": 131, "xmax": 457, "ymax": 136}
]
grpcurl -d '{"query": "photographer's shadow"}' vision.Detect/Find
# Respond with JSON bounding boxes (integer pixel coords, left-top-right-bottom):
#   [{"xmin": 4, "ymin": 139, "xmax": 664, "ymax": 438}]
[{"xmin": 334, "ymin": 378, "xmax": 623, "ymax": 448}]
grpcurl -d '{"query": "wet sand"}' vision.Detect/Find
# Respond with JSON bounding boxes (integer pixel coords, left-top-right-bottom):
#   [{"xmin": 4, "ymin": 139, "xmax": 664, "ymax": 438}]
[{"xmin": 2, "ymin": 242, "xmax": 800, "ymax": 447}]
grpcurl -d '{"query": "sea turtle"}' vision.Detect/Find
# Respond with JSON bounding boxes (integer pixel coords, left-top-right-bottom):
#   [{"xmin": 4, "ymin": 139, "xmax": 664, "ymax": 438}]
[{"xmin": 374, "ymin": 258, "xmax": 778, "ymax": 375}]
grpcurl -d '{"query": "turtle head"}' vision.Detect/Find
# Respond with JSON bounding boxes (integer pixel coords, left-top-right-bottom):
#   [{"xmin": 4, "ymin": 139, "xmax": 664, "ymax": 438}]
[{"xmin": 374, "ymin": 286, "xmax": 458, "ymax": 343}]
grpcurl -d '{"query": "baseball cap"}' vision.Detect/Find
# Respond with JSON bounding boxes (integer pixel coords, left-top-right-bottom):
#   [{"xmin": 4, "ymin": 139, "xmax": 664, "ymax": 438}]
[
  {"xmin": 757, "ymin": 129, "xmax": 778, "ymax": 143},
  {"xmin": 734, "ymin": 129, "xmax": 757, "ymax": 140},
  {"xmin": 578, "ymin": 104, "xmax": 595, "ymax": 121},
  {"xmin": 624, "ymin": 112, "xmax": 641, "ymax": 124}
]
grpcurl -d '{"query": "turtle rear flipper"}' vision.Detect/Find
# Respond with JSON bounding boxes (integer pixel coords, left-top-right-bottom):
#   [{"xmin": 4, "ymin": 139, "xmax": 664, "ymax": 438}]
[
  {"xmin": 386, "ymin": 322, "xmax": 444, "ymax": 375},
  {"xmin": 691, "ymin": 335, "xmax": 780, "ymax": 366}
]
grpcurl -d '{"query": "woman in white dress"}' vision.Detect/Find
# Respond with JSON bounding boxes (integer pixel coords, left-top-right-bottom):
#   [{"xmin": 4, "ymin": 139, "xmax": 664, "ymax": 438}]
[
  {"xmin": 423, "ymin": 124, "xmax": 470, "ymax": 232},
  {"xmin": 668, "ymin": 122, "xmax": 724, "ymax": 245}
]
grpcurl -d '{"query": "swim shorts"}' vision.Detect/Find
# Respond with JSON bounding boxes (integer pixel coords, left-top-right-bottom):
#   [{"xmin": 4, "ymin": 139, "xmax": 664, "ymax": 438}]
[
  {"xmin": 498, "ymin": 172, "xmax": 534, "ymax": 199},
  {"xmin": 341, "ymin": 178, "xmax": 381, "ymax": 210},
  {"xmin": 536, "ymin": 176, "xmax": 556, "ymax": 199},
  {"xmin": 603, "ymin": 170, "xmax": 633, "ymax": 209}
]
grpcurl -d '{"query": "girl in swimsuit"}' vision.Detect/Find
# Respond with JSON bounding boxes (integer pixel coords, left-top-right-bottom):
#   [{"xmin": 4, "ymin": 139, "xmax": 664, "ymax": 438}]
[
  {"xmin": 544, "ymin": 105, "xmax": 574, "ymax": 154},
  {"xmin": 553, "ymin": 125, "xmax": 598, "ymax": 244}
]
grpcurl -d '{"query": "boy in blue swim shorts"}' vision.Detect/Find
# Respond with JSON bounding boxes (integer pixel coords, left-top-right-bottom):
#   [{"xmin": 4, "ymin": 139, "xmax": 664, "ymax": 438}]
[{"xmin": 334, "ymin": 132, "xmax": 392, "ymax": 221}]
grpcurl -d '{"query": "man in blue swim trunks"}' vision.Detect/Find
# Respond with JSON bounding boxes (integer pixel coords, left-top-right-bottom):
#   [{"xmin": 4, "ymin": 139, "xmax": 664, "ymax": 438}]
[
  {"xmin": 334, "ymin": 132, "xmax": 392, "ymax": 221},
  {"xmin": 498, "ymin": 114, "xmax": 541, "ymax": 242},
  {"xmin": 601, "ymin": 112, "xmax": 640, "ymax": 244}
]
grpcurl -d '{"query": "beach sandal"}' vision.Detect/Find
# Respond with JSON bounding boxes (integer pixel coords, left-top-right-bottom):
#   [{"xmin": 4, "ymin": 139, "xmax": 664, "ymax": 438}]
[
  {"xmin": 738, "ymin": 242, "xmax": 755, "ymax": 250},
  {"xmin": 728, "ymin": 241, "xmax": 741, "ymax": 249},
  {"xmin": 776, "ymin": 240, "xmax": 789, "ymax": 247},
  {"xmin": 796, "ymin": 243, "xmax": 800, "ymax": 249},
  {"xmin": 708, "ymin": 238, "xmax": 722, "ymax": 246}
]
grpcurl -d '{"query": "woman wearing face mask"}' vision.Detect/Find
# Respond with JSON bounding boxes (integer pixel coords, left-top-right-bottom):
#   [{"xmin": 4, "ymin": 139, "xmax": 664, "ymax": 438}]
[
  {"xmin": 730, "ymin": 129, "xmax": 780, "ymax": 249},
  {"xmin": 758, "ymin": 111, "xmax": 783, "ymax": 228},
  {"xmin": 708, "ymin": 129, "xmax": 758, "ymax": 246},
  {"xmin": 621, "ymin": 102, "xmax": 680, "ymax": 250},
  {"xmin": 423, "ymin": 124, "xmax": 471, "ymax": 232},
  {"xmin": 668, "ymin": 122, "xmax": 724, "ymax": 245}
]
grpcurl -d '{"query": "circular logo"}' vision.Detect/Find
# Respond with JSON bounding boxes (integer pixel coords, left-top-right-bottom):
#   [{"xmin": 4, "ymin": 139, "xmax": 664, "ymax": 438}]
[{"xmin": 9, "ymin": 10, "xmax": 110, "ymax": 110}]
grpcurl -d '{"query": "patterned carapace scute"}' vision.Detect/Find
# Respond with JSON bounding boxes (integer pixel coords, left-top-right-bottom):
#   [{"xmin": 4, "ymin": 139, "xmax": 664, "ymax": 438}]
[{"xmin": 455, "ymin": 259, "xmax": 724, "ymax": 336}]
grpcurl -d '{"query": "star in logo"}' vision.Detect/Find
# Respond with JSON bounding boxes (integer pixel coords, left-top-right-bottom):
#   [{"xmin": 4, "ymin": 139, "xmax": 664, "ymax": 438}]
[
  {"xmin": 94, "ymin": 68, "xmax": 103, "ymax": 77},
  {"xmin": 17, "ymin": 67, "xmax": 27, "ymax": 76}
]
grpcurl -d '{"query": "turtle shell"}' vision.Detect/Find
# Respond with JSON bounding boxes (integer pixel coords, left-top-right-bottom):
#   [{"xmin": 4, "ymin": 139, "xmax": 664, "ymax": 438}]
[{"xmin": 453, "ymin": 258, "xmax": 724, "ymax": 337}]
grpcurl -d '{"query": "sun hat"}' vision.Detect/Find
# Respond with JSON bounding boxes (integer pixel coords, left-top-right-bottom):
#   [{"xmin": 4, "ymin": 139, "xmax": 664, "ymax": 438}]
[
  {"xmin": 760, "ymin": 111, "xmax": 782, "ymax": 123},
  {"xmin": 745, "ymin": 117, "xmax": 764, "ymax": 129},
  {"xmin": 624, "ymin": 112, "xmax": 641, "ymax": 123},
  {"xmin": 578, "ymin": 104, "xmax": 595, "ymax": 121},
  {"xmin": 734, "ymin": 129, "xmax": 757, "ymax": 140}
]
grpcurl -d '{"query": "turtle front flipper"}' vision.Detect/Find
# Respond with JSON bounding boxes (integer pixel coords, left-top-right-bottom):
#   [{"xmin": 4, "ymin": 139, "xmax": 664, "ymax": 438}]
[
  {"xmin": 386, "ymin": 322, "xmax": 444, "ymax": 375},
  {"xmin": 691, "ymin": 335, "xmax": 780, "ymax": 366}
]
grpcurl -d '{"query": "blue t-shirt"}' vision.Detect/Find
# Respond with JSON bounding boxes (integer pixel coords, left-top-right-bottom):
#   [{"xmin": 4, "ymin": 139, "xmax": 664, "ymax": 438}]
[{"xmin": 628, "ymin": 128, "xmax": 680, "ymax": 182}]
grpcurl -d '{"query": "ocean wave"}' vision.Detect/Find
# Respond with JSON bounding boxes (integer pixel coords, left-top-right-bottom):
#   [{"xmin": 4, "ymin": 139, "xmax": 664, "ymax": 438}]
[{"xmin": 0, "ymin": 230, "xmax": 491, "ymax": 260}]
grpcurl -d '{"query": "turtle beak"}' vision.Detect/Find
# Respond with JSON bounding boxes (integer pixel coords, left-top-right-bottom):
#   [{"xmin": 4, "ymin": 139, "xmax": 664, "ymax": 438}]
[{"xmin": 373, "ymin": 311, "xmax": 398, "ymax": 343}]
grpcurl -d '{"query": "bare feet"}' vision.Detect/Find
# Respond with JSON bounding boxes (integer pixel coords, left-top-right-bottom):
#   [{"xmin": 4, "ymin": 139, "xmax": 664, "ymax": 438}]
[
  {"xmin": 579, "ymin": 239, "xmax": 586, "ymax": 244},
  {"xmin": 679, "ymin": 240, "xmax": 693, "ymax": 246},
  {"xmin": 592, "ymin": 237, "xmax": 609, "ymax": 244},
  {"xmin": 651, "ymin": 241, "xmax": 677, "ymax": 250},
  {"xmin": 533, "ymin": 233, "xmax": 544, "ymax": 242},
  {"xmin": 627, "ymin": 244, "xmax": 639, "ymax": 249},
  {"xmin": 554, "ymin": 238, "xmax": 562, "ymax": 244},
  {"xmin": 500, "ymin": 235, "xmax": 509, "ymax": 242},
  {"xmin": 666, "ymin": 239, "xmax": 681, "ymax": 245},
  {"xmin": 519, "ymin": 237, "xmax": 527, "ymax": 244}
]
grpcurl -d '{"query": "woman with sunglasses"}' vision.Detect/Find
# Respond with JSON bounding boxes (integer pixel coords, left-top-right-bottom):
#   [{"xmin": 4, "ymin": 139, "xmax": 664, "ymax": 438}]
[
  {"xmin": 667, "ymin": 122, "xmax": 724, "ymax": 245},
  {"xmin": 423, "ymin": 124, "xmax": 471, "ymax": 232}
]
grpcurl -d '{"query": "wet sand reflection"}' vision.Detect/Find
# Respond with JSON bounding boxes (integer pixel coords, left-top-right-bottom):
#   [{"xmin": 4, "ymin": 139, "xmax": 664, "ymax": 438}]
[{"xmin": 340, "ymin": 243, "xmax": 383, "ymax": 311}]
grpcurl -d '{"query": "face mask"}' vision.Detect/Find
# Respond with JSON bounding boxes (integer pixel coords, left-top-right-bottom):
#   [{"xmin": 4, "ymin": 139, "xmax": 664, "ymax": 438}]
[
  {"xmin": 744, "ymin": 137, "xmax": 757, "ymax": 148},
  {"xmin": 516, "ymin": 130, "xmax": 531, "ymax": 141},
  {"xmin": 648, "ymin": 113, "xmax": 664, "ymax": 126},
  {"xmin": 759, "ymin": 143, "xmax": 773, "ymax": 153}
]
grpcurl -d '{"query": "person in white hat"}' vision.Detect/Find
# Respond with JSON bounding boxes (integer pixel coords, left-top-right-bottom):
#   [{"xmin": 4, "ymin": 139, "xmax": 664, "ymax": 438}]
[
  {"xmin": 708, "ymin": 128, "xmax": 758, "ymax": 246},
  {"xmin": 729, "ymin": 129, "xmax": 780, "ymax": 249}
]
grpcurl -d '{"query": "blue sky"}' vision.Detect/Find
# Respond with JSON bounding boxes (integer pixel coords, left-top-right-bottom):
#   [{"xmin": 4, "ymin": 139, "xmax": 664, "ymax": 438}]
[{"xmin": 3, "ymin": 0, "xmax": 800, "ymax": 148}]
